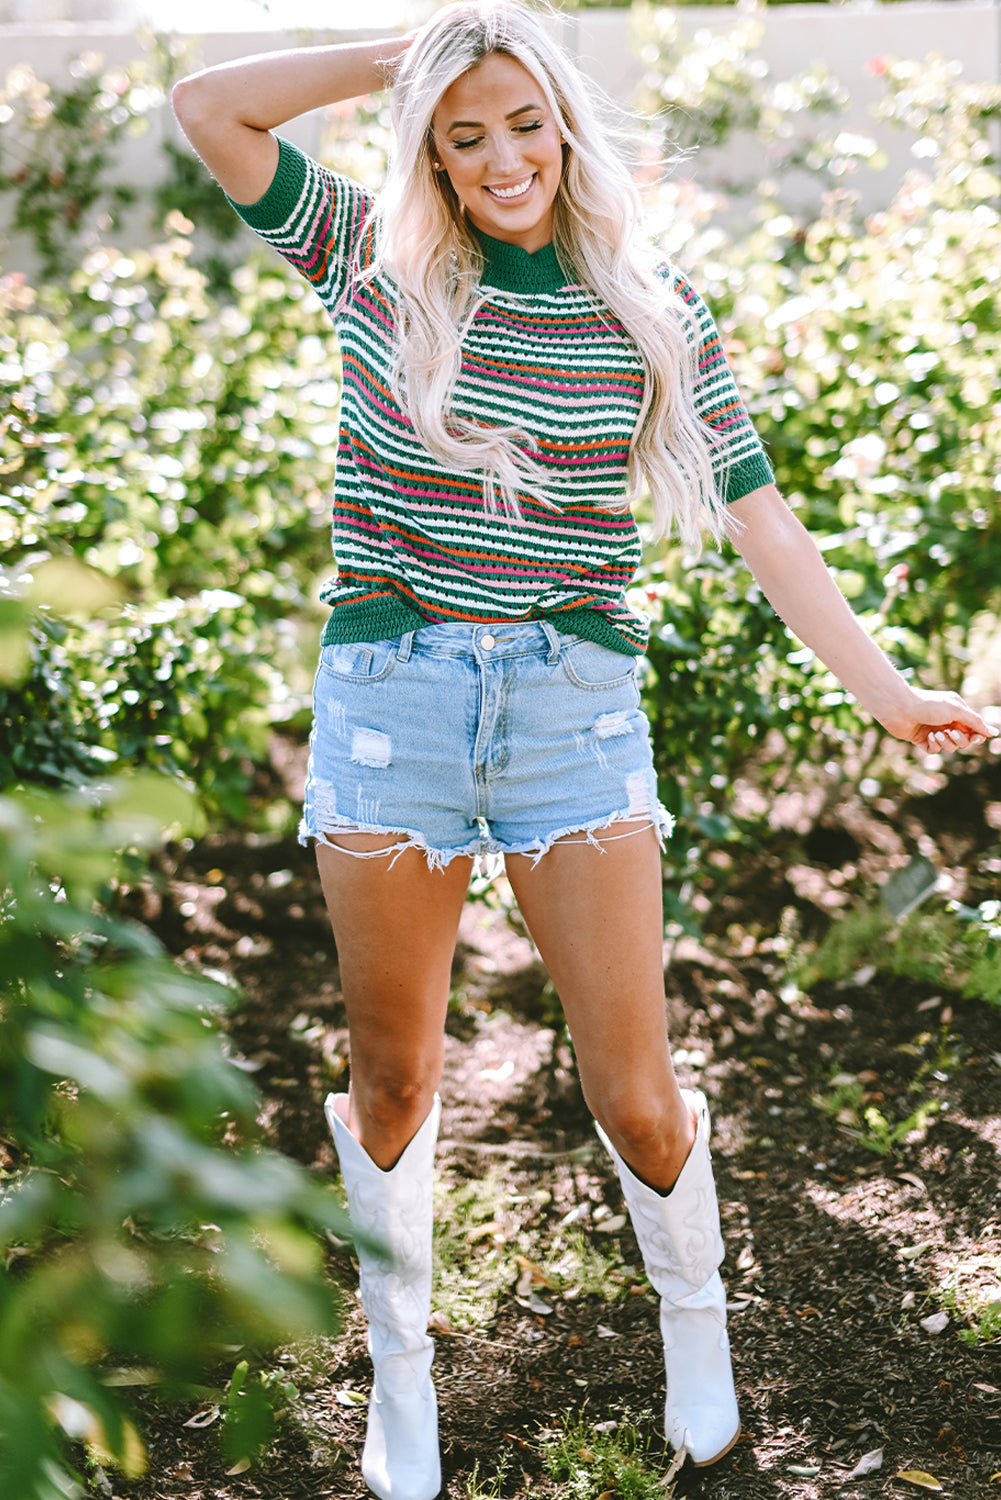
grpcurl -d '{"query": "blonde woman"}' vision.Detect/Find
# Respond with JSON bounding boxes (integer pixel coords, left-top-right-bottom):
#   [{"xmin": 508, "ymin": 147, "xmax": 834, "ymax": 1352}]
[{"xmin": 172, "ymin": 5, "xmax": 995, "ymax": 1496}]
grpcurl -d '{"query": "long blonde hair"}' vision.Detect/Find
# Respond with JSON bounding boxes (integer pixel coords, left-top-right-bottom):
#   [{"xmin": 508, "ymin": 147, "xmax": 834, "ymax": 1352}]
[{"xmin": 367, "ymin": 0, "xmax": 729, "ymax": 548}]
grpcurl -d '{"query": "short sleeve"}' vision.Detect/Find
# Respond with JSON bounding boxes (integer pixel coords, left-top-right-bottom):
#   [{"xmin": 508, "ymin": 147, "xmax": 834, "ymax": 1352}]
[
  {"xmin": 664, "ymin": 265, "xmax": 774, "ymax": 503},
  {"xmin": 226, "ymin": 136, "xmax": 377, "ymax": 317}
]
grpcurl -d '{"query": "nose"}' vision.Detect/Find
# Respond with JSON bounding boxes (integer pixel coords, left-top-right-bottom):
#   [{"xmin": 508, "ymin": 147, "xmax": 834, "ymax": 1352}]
[{"xmin": 486, "ymin": 130, "xmax": 521, "ymax": 176}]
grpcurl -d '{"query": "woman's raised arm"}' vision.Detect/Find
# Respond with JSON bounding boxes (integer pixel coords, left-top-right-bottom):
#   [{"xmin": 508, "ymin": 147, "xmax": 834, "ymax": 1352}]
[
  {"xmin": 728, "ymin": 484, "xmax": 999, "ymax": 756},
  {"xmin": 171, "ymin": 37, "xmax": 410, "ymax": 206}
]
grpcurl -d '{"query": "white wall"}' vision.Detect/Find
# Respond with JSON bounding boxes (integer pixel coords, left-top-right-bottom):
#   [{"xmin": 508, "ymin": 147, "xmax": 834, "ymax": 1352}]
[{"xmin": 2, "ymin": 2, "xmax": 998, "ymax": 267}]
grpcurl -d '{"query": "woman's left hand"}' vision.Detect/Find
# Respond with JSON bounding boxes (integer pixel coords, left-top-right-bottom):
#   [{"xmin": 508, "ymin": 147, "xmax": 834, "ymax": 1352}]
[{"xmin": 875, "ymin": 688, "xmax": 999, "ymax": 756}]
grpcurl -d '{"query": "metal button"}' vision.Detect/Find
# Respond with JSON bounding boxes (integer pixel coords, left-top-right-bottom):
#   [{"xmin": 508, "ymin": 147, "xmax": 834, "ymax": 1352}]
[{"xmin": 481, "ymin": 633, "xmax": 496, "ymax": 650}]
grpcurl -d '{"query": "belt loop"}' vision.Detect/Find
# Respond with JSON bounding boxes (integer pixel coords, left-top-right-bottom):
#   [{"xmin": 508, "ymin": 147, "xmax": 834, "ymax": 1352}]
[
  {"xmin": 396, "ymin": 631, "xmax": 415, "ymax": 662},
  {"xmin": 540, "ymin": 620, "xmax": 561, "ymax": 664}
]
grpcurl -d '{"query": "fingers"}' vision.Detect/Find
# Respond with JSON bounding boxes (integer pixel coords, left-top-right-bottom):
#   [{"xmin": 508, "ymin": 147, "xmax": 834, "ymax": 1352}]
[{"xmin": 921, "ymin": 724, "xmax": 994, "ymax": 756}]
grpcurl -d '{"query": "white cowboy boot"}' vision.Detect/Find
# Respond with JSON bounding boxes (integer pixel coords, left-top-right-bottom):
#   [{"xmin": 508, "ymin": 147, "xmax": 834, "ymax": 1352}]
[
  {"xmin": 325, "ymin": 1093, "xmax": 441, "ymax": 1500},
  {"xmin": 596, "ymin": 1088, "xmax": 739, "ymax": 1467}
]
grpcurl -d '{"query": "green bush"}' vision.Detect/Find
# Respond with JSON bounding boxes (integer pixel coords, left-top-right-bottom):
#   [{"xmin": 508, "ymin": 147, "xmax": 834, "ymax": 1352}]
[
  {"xmin": 1, "ymin": 218, "xmax": 338, "ymax": 812},
  {"xmin": 793, "ymin": 898, "xmax": 1001, "ymax": 1005},
  {"xmin": 631, "ymin": 47, "xmax": 1001, "ymax": 887},
  {"xmin": 3, "ymin": 35, "xmax": 999, "ymax": 875},
  {"xmin": 0, "ymin": 754, "xmax": 349, "ymax": 1496}
]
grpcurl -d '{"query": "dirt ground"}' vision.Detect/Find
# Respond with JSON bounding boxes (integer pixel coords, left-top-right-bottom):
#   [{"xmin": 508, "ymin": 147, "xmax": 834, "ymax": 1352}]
[{"xmin": 111, "ymin": 742, "xmax": 1001, "ymax": 1500}]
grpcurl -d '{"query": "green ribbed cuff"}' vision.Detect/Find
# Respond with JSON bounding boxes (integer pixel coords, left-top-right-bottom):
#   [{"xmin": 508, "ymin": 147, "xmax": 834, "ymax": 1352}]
[
  {"xmin": 722, "ymin": 450, "xmax": 774, "ymax": 503},
  {"xmin": 226, "ymin": 136, "xmax": 306, "ymax": 230}
]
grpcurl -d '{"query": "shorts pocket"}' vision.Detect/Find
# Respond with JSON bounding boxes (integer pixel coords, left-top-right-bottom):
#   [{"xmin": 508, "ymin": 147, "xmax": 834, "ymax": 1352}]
[
  {"xmin": 559, "ymin": 637, "xmax": 639, "ymax": 691},
  {"xmin": 318, "ymin": 637, "xmax": 400, "ymax": 682}
]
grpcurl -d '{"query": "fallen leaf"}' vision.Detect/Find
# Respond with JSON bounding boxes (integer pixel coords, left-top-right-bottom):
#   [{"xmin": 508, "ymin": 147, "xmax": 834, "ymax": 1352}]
[
  {"xmin": 428, "ymin": 1309, "xmax": 452, "ymax": 1334},
  {"xmin": 182, "ymin": 1407, "xmax": 220, "ymax": 1429},
  {"xmin": 848, "ymin": 1447, "xmax": 884, "ymax": 1478},
  {"xmin": 664, "ymin": 1443, "xmax": 688, "ymax": 1483},
  {"xmin": 225, "ymin": 1458, "xmax": 252, "ymax": 1476},
  {"xmin": 596, "ymin": 1324, "xmax": 618, "ymax": 1338},
  {"xmin": 101, "ymin": 1368, "xmax": 160, "ymax": 1387},
  {"xmin": 468, "ymin": 1222, "xmax": 502, "ymax": 1244},
  {"xmin": 515, "ymin": 1256, "xmax": 553, "ymax": 1295},
  {"xmin": 896, "ymin": 1172, "xmax": 928, "ymax": 1194},
  {"xmin": 788, "ymin": 1465, "xmax": 821, "ymax": 1476},
  {"xmin": 524, "ymin": 1291, "xmax": 553, "ymax": 1315},
  {"xmin": 594, "ymin": 1213, "xmax": 627, "ymax": 1234},
  {"xmin": 901, "ymin": 1241, "xmax": 933, "ymax": 1261},
  {"xmin": 333, "ymin": 1387, "xmax": 367, "ymax": 1407},
  {"xmin": 478, "ymin": 1059, "xmax": 515, "ymax": 1082},
  {"xmin": 896, "ymin": 1471, "xmax": 944, "ymax": 1492},
  {"xmin": 920, "ymin": 1311, "xmax": 950, "ymax": 1334}
]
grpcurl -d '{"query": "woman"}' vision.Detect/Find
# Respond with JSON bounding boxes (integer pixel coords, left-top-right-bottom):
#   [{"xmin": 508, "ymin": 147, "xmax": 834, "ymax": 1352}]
[{"xmin": 172, "ymin": 7, "xmax": 995, "ymax": 1497}]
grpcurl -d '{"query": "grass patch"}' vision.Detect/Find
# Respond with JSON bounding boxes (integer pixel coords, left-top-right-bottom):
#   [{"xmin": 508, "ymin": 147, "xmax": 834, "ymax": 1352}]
[
  {"xmin": 547, "ymin": 1226, "xmax": 636, "ymax": 1303},
  {"xmin": 432, "ymin": 1169, "xmax": 518, "ymax": 1331},
  {"xmin": 463, "ymin": 1454, "xmax": 513, "ymax": 1498},
  {"xmin": 539, "ymin": 1413, "xmax": 677, "ymax": 1499},
  {"xmin": 814, "ymin": 1071, "xmax": 939, "ymax": 1155},
  {"xmin": 937, "ymin": 1253, "xmax": 1001, "ymax": 1346},
  {"xmin": 792, "ymin": 900, "xmax": 1001, "ymax": 1007}
]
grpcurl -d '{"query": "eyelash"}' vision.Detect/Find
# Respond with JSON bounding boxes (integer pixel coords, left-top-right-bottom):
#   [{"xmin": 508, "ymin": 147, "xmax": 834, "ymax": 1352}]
[{"xmin": 452, "ymin": 121, "xmax": 544, "ymax": 151}]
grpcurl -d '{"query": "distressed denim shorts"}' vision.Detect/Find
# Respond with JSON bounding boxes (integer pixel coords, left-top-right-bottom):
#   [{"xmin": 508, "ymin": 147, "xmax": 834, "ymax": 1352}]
[{"xmin": 299, "ymin": 620, "xmax": 674, "ymax": 870}]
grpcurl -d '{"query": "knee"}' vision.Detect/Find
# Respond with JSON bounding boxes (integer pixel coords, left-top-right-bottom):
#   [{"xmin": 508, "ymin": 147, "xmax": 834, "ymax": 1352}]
[
  {"xmin": 591, "ymin": 1087, "xmax": 690, "ymax": 1163},
  {"xmin": 352, "ymin": 1064, "xmax": 440, "ymax": 1142}
]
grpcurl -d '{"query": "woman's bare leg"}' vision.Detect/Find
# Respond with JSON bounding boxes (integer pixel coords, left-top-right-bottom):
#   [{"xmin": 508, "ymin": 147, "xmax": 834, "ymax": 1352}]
[
  {"xmin": 316, "ymin": 834, "xmax": 472, "ymax": 1168},
  {"xmin": 508, "ymin": 824, "xmax": 738, "ymax": 1465},
  {"xmin": 504, "ymin": 823, "xmax": 695, "ymax": 1189}
]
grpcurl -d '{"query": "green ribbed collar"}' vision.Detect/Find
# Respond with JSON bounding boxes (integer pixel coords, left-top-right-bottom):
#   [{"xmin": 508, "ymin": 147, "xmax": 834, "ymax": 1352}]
[{"xmin": 472, "ymin": 226, "xmax": 569, "ymax": 294}]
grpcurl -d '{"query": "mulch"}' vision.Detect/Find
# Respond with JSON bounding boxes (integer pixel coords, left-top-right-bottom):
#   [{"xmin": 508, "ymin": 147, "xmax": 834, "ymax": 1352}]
[{"xmin": 107, "ymin": 742, "xmax": 1001, "ymax": 1500}]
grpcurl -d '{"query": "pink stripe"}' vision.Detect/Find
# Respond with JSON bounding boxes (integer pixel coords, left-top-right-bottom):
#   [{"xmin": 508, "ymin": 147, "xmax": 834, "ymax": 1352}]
[
  {"xmin": 336, "ymin": 512, "xmax": 634, "ymax": 556},
  {"xmin": 463, "ymin": 366, "xmax": 642, "ymax": 399},
  {"xmin": 392, "ymin": 545, "xmax": 630, "ymax": 583},
  {"xmin": 353, "ymin": 288, "xmax": 396, "ymax": 334},
  {"xmin": 341, "ymin": 460, "xmax": 636, "ymax": 530}
]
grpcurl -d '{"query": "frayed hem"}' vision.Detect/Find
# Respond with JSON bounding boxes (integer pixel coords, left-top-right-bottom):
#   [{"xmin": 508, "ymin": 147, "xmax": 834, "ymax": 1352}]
[
  {"xmin": 503, "ymin": 805, "xmax": 675, "ymax": 870},
  {"xmin": 299, "ymin": 820, "xmax": 481, "ymax": 873}
]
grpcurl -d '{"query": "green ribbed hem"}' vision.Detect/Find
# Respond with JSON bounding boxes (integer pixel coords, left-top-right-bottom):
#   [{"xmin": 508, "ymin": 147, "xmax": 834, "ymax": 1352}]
[
  {"xmin": 722, "ymin": 450, "xmax": 774, "ymax": 503},
  {"xmin": 543, "ymin": 607, "xmax": 644, "ymax": 656},
  {"xmin": 320, "ymin": 597, "xmax": 426, "ymax": 646},
  {"xmin": 319, "ymin": 598, "xmax": 644, "ymax": 656}
]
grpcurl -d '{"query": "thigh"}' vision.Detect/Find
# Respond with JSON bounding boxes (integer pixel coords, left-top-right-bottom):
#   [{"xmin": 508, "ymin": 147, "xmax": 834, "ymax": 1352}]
[
  {"xmin": 316, "ymin": 836, "xmax": 472, "ymax": 1159},
  {"xmin": 505, "ymin": 823, "xmax": 668, "ymax": 1075}
]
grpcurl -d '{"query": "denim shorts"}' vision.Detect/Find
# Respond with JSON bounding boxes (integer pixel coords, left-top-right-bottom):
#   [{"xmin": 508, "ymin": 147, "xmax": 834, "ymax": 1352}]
[{"xmin": 299, "ymin": 620, "xmax": 673, "ymax": 869}]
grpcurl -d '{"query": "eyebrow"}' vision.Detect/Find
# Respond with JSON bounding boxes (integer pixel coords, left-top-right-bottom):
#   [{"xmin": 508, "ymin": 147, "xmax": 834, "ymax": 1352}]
[{"xmin": 445, "ymin": 103, "xmax": 543, "ymax": 131}]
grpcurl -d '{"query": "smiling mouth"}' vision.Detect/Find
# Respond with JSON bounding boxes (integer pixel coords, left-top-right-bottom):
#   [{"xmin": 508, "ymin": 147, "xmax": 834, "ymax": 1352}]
[{"xmin": 484, "ymin": 174, "xmax": 535, "ymax": 202}]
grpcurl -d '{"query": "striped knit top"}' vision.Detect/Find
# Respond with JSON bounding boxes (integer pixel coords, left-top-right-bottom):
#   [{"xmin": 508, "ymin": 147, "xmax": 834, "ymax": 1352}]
[{"xmin": 229, "ymin": 137, "xmax": 773, "ymax": 654}]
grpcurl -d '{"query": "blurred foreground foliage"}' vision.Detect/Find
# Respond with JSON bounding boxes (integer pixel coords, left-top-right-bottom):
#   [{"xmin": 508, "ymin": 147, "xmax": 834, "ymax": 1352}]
[{"xmin": 0, "ymin": 721, "xmax": 349, "ymax": 1496}]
